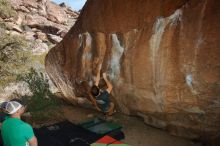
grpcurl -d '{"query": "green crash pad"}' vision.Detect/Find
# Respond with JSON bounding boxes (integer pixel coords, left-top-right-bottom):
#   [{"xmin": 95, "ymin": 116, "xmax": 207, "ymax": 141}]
[{"xmin": 80, "ymin": 118, "xmax": 122, "ymax": 135}]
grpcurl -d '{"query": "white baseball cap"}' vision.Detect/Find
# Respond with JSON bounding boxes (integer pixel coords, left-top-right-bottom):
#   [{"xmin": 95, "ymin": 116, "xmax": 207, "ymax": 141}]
[{"xmin": 5, "ymin": 101, "xmax": 23, "ymax": 115}]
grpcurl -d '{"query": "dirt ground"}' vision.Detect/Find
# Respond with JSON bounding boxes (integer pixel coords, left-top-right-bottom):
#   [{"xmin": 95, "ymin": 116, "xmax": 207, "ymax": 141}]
[{"xmin": 61, "ymin": 105, "xmax": 202, "ymax": 146}]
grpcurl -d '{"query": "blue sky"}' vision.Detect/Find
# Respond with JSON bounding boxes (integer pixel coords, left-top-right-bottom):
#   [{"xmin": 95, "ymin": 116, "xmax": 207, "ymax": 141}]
[{"xmin": 52, "ymin": 0, "xmax": 87, "ymax": 11}]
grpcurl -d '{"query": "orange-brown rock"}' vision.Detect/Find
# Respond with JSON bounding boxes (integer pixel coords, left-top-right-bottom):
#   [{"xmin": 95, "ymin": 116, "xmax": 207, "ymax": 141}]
[{"xmin": 45, "ymin": 0, "xmax": 220, "ymax": 145}]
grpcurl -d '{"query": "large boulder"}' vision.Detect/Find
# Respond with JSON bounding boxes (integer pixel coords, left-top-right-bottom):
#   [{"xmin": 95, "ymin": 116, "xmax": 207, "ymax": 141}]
[{"xmin": 45, "ymin": 0, "xmax": 220, "ymax": 145}]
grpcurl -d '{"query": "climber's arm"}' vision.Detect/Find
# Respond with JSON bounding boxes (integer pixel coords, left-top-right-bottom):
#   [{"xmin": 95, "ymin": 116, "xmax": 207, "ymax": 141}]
[
  {"xmin": 103, "ymin": 73, "xmax": 113, "ymax": 93},
  {"xmin": 88, "ymin": 93, "xmax": 101, "ymax": 111},
  {"xmin": 88, "ymin": 93, "xmax": 96, "ymax": 105},
  {"xmin": 94, "ymin": 65, "xmax": 101, "ymax": 86}
]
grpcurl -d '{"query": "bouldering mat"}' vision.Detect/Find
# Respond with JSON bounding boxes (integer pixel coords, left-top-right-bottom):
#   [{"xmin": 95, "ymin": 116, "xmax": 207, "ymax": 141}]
[
  {"xmin": 34, "ymin": 120, "xmax": 101, "ymax": 146},
  {"xmin": 0, "ymin": 119, "xmax": 125, "ymax": 146},
  {"xmin": 79, "ymin": 118, "xmax": 124, "ymax": 140}
]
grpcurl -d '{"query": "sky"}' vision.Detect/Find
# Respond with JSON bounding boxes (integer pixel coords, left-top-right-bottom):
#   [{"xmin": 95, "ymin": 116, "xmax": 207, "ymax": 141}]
[{"xmin": 52, "ymin": 0, "xmax": 87, "ymax": 11}]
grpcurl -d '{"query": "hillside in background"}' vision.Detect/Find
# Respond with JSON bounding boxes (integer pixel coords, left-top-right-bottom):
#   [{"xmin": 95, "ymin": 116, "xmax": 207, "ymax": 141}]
[{"xmin": 0, "ymin": 0, "xmax": 79, "ymax": 100}]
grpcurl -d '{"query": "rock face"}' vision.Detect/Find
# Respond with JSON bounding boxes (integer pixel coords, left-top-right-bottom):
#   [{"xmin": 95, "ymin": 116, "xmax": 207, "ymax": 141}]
[{"xmin": 45, "ymin": 0, "xmax": 220, "ymax": 145}]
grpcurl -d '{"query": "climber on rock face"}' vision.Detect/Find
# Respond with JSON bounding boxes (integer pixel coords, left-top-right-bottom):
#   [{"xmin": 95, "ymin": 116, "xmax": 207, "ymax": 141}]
[{"xmin": 90, "ymin": 67, "xmax": 115, "ymax": 116}]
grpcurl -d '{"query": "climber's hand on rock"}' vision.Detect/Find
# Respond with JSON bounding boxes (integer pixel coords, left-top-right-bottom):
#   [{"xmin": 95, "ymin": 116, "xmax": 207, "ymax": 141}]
[
  {"xmin": 98, "ymin": 63, "xmax": 102, "ymax": 71},
  {"xmin": 103, "ymin": 72, "xmax": 107, "ymax": 79}
]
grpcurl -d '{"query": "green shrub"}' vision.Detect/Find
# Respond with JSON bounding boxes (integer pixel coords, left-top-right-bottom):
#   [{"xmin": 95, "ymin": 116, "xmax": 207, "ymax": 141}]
[
  {"xmin": 0, "ymin": 22, "xmax": 13, "ymax": 30},
  {"xmin": 17, "ymin": 68, "xmax": 62, "ymax": 123},
  {"xmin": 17, "ymin": 68, "xmax": 51, "ymax": 97},
  {"xmin": 0, "ymin": 33, "xmax": 31, "ymax": 86},
  {"xmin": 0, "ymin": 0, "xmax": 17, "ymax": 18},
  {"xmin": 0, "ymin": 22, "xmax": 7, "ymax": 29},
  {"xmin": 0, "ymin": 33, "xmax": 28, "ymax": 62}
]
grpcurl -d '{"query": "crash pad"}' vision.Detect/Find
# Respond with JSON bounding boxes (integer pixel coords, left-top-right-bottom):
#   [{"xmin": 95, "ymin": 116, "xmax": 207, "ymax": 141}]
[{"xmin": 80, "ymin": 118, "xmax": 122, "ymax": 135}]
